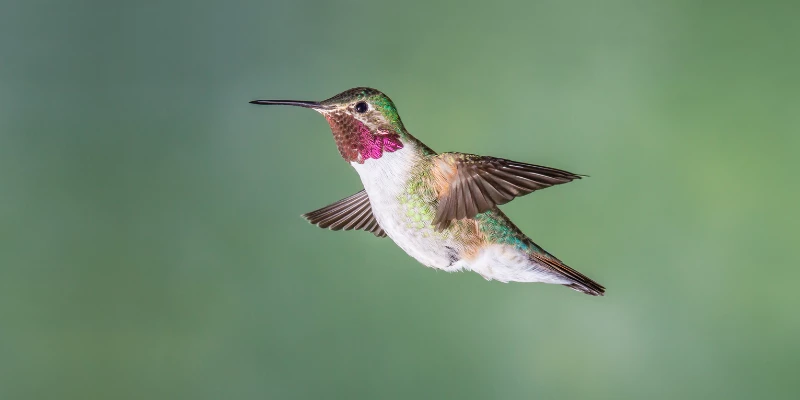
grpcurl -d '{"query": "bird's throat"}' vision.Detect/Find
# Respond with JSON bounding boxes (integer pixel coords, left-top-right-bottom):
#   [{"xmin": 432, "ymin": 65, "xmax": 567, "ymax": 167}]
[{"xmin": 324, "ymin": 112, "xmax": 404, "ymax": 164}]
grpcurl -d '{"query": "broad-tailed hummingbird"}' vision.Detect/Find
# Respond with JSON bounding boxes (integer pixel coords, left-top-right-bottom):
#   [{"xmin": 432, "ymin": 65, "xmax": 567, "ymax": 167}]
[{"xmin": 251, "ymin": 88, "xmax": 604, "ymax": 295}]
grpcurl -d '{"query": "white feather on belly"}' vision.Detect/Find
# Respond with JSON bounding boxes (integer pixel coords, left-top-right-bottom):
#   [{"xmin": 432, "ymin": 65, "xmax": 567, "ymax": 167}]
[
  {"xmin": 351, "ymin": 146, "xmax": 571, "ymax": 285},
  {"xmin": 351, "ymin": 147, "xmax": 457, "ymax": 269}
]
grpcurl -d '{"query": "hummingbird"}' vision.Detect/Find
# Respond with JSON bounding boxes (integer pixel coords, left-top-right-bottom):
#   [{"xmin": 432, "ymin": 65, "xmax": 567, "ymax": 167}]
[{"xmin": 250, "ymin": 88, "xmax": 604, "ymax": 296}]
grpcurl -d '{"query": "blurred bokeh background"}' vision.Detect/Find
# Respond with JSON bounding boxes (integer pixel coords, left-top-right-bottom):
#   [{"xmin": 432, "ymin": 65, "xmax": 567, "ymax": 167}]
[{"xmin": 1, "ymin": 0, "xmax": 798, "ymax": 399}]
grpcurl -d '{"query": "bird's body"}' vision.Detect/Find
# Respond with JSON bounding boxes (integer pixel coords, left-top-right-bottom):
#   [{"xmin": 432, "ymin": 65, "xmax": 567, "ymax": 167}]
[{"xmin": 251, "ymin": 87, "xmax": 605, "ymax": 295}]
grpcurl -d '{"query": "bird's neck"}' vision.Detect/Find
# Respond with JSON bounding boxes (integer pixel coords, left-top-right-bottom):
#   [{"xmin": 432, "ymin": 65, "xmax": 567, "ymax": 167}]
[
  {"xmin": 350, "ymin": 132, "xmax": 435, "ymax": 199},
  {"xmin": 396, "ymin": 129, "xmax": 436, "ymax": 158}
]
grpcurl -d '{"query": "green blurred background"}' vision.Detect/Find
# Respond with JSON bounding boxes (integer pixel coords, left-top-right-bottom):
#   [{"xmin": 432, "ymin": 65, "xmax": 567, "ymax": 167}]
[{"xmin": 1, "ymin": 0, "xmax": 798, "ymax": 399}]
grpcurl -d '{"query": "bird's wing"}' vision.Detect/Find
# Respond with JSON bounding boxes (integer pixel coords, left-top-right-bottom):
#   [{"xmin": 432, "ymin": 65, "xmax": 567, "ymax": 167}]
[
  {"xmin": 302, "ymin": 190, "xmax": 387, "ymax": 237},
  {"xmin": 431, "ymin": 153, "xmax": 583, "ymax": 230}
]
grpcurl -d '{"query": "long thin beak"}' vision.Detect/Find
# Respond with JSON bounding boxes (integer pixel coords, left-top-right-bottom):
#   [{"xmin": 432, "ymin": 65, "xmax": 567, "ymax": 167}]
[{"xmin": 249, "ymin": 99, "xmax": 330, "ymax": 110}]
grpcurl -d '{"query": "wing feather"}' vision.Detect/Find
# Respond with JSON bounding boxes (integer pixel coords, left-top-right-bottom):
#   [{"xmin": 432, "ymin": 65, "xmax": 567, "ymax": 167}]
[
  {"xmin": 432, "ymin": 153, "xmax": 583, "ymax": 230},
  {"xmin": 302, "ymin": 190, "xmax": 387, "ymax": 237}
]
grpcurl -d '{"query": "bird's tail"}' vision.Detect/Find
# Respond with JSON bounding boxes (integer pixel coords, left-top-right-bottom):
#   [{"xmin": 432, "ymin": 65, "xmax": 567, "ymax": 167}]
[
  {"xmin": 530, "ymin": 252, "xmax": 606, "ymax": 296},
  {"xmin": 563, "ymin": 281, "xmax": 605, "ymax": 296}
]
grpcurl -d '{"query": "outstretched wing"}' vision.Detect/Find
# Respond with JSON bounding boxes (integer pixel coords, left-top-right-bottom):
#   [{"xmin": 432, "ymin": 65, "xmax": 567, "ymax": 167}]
[
  {"xmin": 431, "ymin": 153, "xmax": 583, "ymax": 230},
  {"xmin": 302, "ymin": 190, "xmax": 387, "ymax": 237}
]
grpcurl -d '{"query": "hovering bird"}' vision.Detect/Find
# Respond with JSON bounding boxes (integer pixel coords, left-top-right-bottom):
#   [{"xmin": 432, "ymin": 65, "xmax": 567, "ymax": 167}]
[{"xmin": 251, "ymin": 88, "xmax": 604, "ymax": 295}]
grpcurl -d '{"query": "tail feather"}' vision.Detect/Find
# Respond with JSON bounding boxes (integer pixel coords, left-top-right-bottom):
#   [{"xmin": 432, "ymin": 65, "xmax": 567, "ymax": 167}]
[
  {"xmin": 564, "ymin": 281, "xmax": 605, "ymax": 296},
  {"xmin": 530, "ymin": 252, "xmax": 605, "ymax": 296}
]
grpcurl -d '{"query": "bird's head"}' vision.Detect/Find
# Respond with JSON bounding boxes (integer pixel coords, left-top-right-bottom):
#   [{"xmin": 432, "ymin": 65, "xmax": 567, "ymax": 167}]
[{"xmin": 251, "ymin": 87, "xmax": 407, "ymax": 163}]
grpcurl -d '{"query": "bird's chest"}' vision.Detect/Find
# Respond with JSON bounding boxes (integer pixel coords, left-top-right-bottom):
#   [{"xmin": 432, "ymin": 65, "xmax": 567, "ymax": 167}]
[{"xmin": 351, "ymin": 151, "xmax": 455, "ymax": 269}]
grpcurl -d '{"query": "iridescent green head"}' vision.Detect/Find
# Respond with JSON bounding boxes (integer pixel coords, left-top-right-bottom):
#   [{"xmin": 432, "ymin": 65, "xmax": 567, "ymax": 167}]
[
  {"xmin": 251, "ymin": 87, "xmax": 408, "ymax": 163},
  {"xmin": 317, "ymin": 87, "xmax": 406, "ymax": 134}
]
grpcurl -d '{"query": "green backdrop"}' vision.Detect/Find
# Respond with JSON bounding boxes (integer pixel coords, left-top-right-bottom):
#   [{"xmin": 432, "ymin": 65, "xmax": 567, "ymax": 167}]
[{"xmin": 2, "ymin": 1, "xmax": 798, "ymax": 399}]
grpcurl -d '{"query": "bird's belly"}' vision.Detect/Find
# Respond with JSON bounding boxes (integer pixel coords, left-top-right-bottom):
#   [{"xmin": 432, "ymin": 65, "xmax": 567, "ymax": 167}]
[
  {"xmin": 351, "ymin": 148, "xmax": 466, "ymax": 270},
  {"xmin": 369, "ymin": 200, "xmax": 458, "ymax": 270}
]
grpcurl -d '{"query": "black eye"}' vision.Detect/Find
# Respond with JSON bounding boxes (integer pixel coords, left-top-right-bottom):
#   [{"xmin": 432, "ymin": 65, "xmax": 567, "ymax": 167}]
[{"xmin": 354, "ymin": 101, "xmax": 368, "ymax": 113}]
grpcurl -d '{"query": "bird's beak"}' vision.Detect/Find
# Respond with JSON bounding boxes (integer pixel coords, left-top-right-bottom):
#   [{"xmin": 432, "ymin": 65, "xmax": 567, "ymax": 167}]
[{"xmin": 249, "ymin": 99, "xmax": 332, "ymax": 110}]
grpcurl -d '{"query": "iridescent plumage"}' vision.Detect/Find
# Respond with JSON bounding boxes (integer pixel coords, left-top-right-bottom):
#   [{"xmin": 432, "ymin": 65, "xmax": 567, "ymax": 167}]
[{"xmin": 251, "ymin": 87, "xmax": 605, "ymax": 295}]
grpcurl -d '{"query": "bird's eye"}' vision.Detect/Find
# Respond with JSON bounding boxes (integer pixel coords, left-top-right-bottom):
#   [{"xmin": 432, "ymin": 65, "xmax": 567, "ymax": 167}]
[{"xmin": 354, "ymin": 101, "xmax": 368, "ymax": 113}]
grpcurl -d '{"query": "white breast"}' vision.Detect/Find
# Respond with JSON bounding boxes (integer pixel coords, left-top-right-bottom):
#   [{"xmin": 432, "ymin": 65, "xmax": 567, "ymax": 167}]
[
  {"xmin": 351, "ymin": 146, "xmax": 457, "ymax": 270},
  {"xmin": 350, "ymin": 146, "xmax": 571, "ymax": 285}
]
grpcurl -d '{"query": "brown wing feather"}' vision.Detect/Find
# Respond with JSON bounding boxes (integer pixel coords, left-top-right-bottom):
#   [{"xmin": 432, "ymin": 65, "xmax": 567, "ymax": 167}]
[
  {"xmin": 302, "ymin": 190, "xmax": 387, "ymax": 237},
  {"xmin": 432, "ymin": 153, "xmax": 583, "ymax": 230}
]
